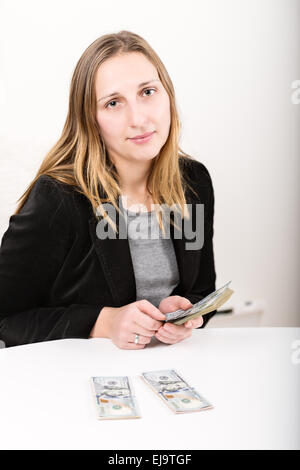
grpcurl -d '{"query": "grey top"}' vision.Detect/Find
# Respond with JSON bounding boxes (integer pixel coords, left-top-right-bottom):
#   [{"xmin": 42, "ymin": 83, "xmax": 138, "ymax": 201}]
[{"xmin": 119, "ymin": 199, "xmax": 180, "ymax": 308}]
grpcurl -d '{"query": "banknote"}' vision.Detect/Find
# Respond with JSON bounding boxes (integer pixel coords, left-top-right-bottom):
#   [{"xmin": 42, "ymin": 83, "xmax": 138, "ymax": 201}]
[
  {"xmin": 91, "ymin": 376, "xmax": 141, "ymax": 420},
  {"xmin": 164, "ymin": 281, "xmax": 234, "ymax": 325},
  {"xmin": 165, "ymin": 281, "xmax": 232, "ymax": 321},
  {"xmin": 141, "ymin": 369, "xmax": 213, "ymax": 413},
  {"xmin": 172, "ymin": 287, "xmax": 234, "ymax": 325}
]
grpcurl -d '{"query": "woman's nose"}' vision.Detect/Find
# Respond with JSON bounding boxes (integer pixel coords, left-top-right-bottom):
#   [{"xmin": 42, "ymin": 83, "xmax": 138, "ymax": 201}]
[{"xmin": 126, "ymin": 101, "xmax": 148, "ymax": 126}]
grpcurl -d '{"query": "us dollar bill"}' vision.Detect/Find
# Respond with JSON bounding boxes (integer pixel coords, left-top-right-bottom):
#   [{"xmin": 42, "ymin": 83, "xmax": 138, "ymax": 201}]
[
  {"xmin": 91, "ymin": 376, "xmax": 141, "ymax": 420},
  {"xmin": 173, "ymin": 287, "xmax": 234, "ymax": 325},
  {"xmin": 141, "ymin": 369, "xmax": 213, "ymax": 413},
  {"xmin": 164, "ymin": 281, "xmax": 234, "ymax": 325}
]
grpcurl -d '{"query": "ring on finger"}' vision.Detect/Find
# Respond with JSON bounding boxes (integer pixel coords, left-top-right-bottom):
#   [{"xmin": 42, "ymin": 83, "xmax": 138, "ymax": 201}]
[{"xmin": 132, "ymin": 333, "xmax": 149, "ymax": 345}]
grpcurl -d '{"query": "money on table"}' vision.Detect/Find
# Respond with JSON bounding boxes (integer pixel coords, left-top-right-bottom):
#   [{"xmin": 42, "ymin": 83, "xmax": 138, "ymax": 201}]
[
  {"xmin": 164, "ymin": 280, "xmax": 234, "ymax": 325},
  {"xmin": 141, "ymin": 369, "xmax": 213, "ymax": 413},
  {"xmin": 91, "ymin": 376, "xmax": 141, "ymax": 420}
]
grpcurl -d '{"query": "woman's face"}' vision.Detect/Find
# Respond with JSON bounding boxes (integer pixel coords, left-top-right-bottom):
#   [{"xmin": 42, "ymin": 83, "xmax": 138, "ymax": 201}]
[{"xmin": 95, "ymin": 52, "xmax": 171, "ymax": 165}]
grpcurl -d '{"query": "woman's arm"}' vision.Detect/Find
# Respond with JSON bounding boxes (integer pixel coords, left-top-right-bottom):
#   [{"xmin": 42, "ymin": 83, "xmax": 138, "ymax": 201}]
[{"xmin": 0, "ymin": 176, "xmax": 103, "ymax": 347}]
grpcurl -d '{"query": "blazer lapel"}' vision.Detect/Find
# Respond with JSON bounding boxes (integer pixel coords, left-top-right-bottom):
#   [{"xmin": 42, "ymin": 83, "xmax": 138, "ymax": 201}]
[
  {"xmin": 89, "ymin": 214, "xmax": 136, "ymax": 307},
  {"xmin": 169, "ymin": 204, "xmax": 200, "ymax": 297}
]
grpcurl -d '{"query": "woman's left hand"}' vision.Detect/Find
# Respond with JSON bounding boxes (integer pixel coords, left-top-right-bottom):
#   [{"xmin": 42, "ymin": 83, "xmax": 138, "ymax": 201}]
[{"xmin": 155, "ymin": 296, "xmax": 204, "ymax": 344}]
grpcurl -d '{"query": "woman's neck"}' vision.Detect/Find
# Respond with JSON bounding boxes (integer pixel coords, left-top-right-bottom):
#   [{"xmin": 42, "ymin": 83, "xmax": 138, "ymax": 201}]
[{"xmin": 111, "ymin": 155, "xmax": 154, "ymax": 195}]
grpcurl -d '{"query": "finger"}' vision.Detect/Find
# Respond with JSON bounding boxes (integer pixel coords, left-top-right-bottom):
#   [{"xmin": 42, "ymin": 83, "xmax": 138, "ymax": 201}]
[
  {"xmin": 155, "ymin": 334, "xmax": 176, "ymax": 344},
  {"xmin": 179, "ymin": 297, "xmax": 193, "ymax": 310},
  {"xmin": 184, "ymin": 316, "xmax": 204, "ymax": 329},
  {"xmin": 161, "ymin": 322, "xmax": 186, "ymax": 336},
  {"xmin": 156, "ymin": 327, "xmax": 192, "ymax": 344},
  {"xmin": 155, "ymin": 331, "xmax": 177, "ymax": 344},
  {"xmin": 129, "ymin": 333, "xmax": 151, "ymax": 345},
  {"xmin": 156, "ymin": 329, "xmax": 191, "ymax": 343},
  {"xmin": 135, "ymin": 311, "xmax": 164, "ymax": 332},
  {"xmin": 132, "ymin": 322, "xmax": 157, "ymax": 337},
  {"xmin": 159, "ymin": 296, "xmax": 193, "ymax": 314},
  {"xmin": 159, "ymin": 295, "xmax": 183, "ymax": 312},
  {"xmin": 155, "ymin": 328, "xmax": 180, "ymax": 342},
  {"xmin": 136, "ymin": 299, "xmax": 166, "ymax": 321}
]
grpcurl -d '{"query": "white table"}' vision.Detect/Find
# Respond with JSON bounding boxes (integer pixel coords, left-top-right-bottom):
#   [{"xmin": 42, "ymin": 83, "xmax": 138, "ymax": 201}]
[{"xmin": 0, "ymin": 328, "xmax": 299, "ymax": 450}]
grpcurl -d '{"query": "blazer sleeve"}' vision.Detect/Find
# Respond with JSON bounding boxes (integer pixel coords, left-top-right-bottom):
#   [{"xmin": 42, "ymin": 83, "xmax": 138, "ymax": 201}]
[
  {"xmin": 0, "ymin": 176, "xmax": 104, "ymax": 347},
  {"xmin": 184, "ymin": 165, "xmax": 217, "ymax": 328}
]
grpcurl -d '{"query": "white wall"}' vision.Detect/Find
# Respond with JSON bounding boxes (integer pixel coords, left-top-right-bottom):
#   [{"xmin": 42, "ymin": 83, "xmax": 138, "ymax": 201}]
[{"xmin": 0, "ymin": 0, "xmax": 299, "ymax": 326}]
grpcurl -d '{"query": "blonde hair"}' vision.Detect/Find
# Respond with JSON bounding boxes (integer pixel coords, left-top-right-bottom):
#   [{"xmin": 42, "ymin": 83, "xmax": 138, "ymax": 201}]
[{"xmin": 14, "ymin": 30, "xmax": 197, "ymax": 234}]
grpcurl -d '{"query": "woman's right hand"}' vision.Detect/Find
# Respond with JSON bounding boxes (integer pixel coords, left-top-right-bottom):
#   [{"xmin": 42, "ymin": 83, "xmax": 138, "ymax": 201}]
[{"xmin": 90, "ymin": 300, "xmax": 166, "ymax": 349}]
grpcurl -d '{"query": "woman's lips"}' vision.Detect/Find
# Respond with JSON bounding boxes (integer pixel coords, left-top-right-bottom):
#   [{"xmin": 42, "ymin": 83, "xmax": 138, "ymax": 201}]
[{"xmin": 129, "ymin": 131, "xmax": 155, "ymax": 144}]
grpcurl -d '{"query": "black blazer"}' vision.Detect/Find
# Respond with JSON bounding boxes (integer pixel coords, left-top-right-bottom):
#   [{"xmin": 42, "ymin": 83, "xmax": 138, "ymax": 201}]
[{"xmin": 0, "ymin": 157, "xmax": 216, "ymax": 347}]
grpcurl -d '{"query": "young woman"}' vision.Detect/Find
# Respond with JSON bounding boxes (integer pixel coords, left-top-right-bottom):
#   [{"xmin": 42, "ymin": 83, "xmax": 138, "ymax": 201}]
[{"xmin": 0, "ymin": 31, "xmax": 216, "ymax": 348}]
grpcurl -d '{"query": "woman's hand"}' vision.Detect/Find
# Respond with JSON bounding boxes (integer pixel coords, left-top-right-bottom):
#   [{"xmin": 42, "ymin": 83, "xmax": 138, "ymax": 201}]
[
  {"xmin": 155, "ymin": 295, "xmax": 204, "ymax": 344},
  {"xmin": 90, "ymin": 300, "xmax": 165, "ymax": 349}
]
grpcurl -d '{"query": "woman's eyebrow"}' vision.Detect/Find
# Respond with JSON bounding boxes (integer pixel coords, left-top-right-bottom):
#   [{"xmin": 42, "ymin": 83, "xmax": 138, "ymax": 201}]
[{"xmin": 97, "ymin": 79, "xmax": 160, "ymax": 103}]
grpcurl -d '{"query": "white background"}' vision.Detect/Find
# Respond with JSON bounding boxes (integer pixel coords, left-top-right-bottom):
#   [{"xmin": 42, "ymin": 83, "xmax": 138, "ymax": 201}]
[{"xmin": 0, "ymin": 0, "xmax": 299, "ymax": 326}]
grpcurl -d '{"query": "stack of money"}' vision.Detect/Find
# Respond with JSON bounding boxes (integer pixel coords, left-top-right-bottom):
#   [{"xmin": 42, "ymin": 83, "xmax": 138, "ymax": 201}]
[
  {"xmin": 141, "ymin": 369, "xmax": 213, "ymax": 414},
  {"xmin": 91, "ymin": 370, "xmax": 213, "ymax": 419},
  {"xmin": 164, "ymin": 280, "xmax": 234, "ymax": 325},
  {"xmin": 91, "ymin": 376, "xmax": 141, "ymax": 420}
]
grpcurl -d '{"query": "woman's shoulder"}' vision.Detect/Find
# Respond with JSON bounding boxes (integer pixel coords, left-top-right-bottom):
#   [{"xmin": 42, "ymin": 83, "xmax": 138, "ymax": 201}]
[
  {"xmin": 179, "ymin": 155, "xmax": 214, "ymax": 189},
  {"xmin": 34, "ymin": 174, "xmax": 89, "ymax": 204},
  {"xmin": 34, "ymin": 174, "xmax": 77, "ymax": 196},
  {"xmin": 27, "ymin": 174, "xmax": 91, "ymax": 223}
]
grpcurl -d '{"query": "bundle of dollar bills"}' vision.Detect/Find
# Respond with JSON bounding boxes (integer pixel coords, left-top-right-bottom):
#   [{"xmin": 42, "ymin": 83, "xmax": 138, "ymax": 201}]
[
  {"xmin": 91, "ymin": 376, "xmax": 141, "ymax": 420},
  {"xmin": 141, "ymin": 369, "xmax": 213, "ymax": 414},
  {"xmin": 91, "ymin": 370, "xmax": 213, "ymax": 419},
  {"xmin": 164, "ymin": 280, "xmax": 234, "ymax": 325}
]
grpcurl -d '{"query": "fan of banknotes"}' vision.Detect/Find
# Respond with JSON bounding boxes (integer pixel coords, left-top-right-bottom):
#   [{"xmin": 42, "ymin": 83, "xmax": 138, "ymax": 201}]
[{"xmin": 164, "ymin": 280, "xmax": 234, "ymax": 325}]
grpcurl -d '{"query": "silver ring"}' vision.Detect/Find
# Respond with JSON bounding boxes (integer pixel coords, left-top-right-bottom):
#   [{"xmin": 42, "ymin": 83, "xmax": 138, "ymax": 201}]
[{"xmin": 134, "ymin": 334, "xmax": 139, "ymax": 345}]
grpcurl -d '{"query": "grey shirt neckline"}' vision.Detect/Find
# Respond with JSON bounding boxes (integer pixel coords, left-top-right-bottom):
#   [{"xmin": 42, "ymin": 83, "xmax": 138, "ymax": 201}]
[{"xmin": 119, "ymin": 197, "xmax": 154, "ymax": 218}]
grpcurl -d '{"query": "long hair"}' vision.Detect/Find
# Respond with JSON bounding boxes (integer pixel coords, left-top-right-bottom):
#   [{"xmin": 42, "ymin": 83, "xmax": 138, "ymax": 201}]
[{"xmin": 14, "ymin": 30, "xmax": 197, "ymax": 233}]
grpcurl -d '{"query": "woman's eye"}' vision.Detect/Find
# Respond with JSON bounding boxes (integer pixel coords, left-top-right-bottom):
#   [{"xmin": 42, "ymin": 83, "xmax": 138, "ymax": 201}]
[
  {"xmin": 105, "ymin": 88, "xmax": 156, "ymax": 109},
  {"xmin": 143, "ymin": 88, "xmax": 156, "ymax": 96},
  {"xmin": 105, "ymin": 100, "xmax": 118, "ymax": 109}
]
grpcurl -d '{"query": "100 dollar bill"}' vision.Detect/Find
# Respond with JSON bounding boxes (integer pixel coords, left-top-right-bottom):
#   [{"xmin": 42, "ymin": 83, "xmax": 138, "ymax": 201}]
[
  {"xmin": 91, "ymin": 376, "xmax": 141, "ymax": 420},
  {"xmin": 141, "ymin": 369, "xmax": 213, "ymax": 414},
  {"xmin": 172, "ymin": 287, "xmax": 234, "ymax": 325},
  {"xmin": 164, "ymin": 281, "xmax": 234, "ymax": 325}
]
